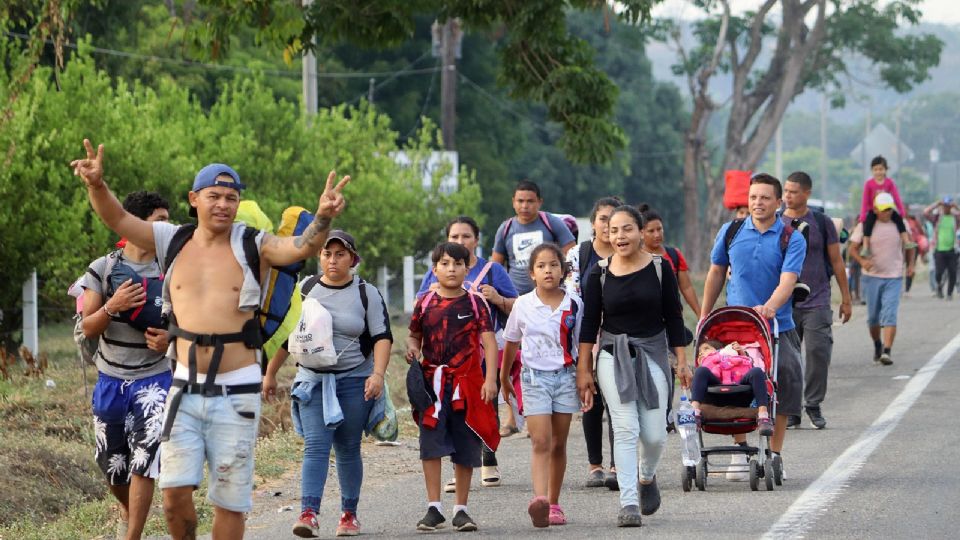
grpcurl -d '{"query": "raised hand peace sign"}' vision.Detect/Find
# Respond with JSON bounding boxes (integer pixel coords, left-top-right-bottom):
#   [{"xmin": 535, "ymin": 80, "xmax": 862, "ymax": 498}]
[
  {"xmin": 70, "ymin": 139, "xmax": 105, "ymax": 188},
  {"xmin": 317, "ymin": 170, "xmax": 351, "ymax": 219}
]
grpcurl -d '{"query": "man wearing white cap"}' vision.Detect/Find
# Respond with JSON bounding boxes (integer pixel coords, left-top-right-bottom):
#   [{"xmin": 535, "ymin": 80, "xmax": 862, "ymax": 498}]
[
  {"xmin": 923, "ymin": 196, "xmax": 960, "ymax": 299},
  {"xmin": 849, "ymin": 192, "xmax": 916, "ymax": 365}
]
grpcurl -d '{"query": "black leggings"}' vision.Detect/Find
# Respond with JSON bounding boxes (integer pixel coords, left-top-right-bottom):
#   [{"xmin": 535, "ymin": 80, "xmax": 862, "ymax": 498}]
[
  {"xmin": 582, "ymin": 385, "xmax": 615, "ymax": 468},
  {"xmin": 691, "ymin": 366, "xmax": 769, "ymax": 406},
  {"xmin": 863, "ymin": 209, "xmax": 906, "ymax": 237},
  {"xmin": 935, "ymin": 250, "xmax": 958, "ymax": 297}
]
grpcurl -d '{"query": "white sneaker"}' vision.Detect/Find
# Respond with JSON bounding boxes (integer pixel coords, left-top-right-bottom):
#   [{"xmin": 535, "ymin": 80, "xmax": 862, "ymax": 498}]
[{"xmin": 726, "ymin": 453, "xmax": 749, "ymax": 482}]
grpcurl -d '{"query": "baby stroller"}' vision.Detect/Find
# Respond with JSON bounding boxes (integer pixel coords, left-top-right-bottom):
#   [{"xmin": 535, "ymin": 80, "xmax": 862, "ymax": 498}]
[{"xmin": 680, "ymin": 306, "xmax": 782, "ymax": 492}]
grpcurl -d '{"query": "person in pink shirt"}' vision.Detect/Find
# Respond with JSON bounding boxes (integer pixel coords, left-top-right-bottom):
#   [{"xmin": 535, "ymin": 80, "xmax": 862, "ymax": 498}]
[{"xmin": 859, "ymin": 155, "xmax": 913, "ymax": 256}]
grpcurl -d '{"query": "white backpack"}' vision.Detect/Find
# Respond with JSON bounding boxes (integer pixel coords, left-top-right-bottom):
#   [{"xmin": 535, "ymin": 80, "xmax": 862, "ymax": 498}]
[{"xmin": 289, "ymin": 296, "xmax": 338, "ymax": 369}]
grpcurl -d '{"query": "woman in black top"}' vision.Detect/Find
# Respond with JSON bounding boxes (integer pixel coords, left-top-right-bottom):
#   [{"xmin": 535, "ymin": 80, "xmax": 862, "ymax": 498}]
[{"xmin": 576, "ymin": 205, "xmax": 691, "ymax": 527}]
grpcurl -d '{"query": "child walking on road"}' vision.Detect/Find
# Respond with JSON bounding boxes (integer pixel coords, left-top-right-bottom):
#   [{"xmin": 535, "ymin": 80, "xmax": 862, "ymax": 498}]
[
  {"xmin": 501, "ymin": 243, "xmax": 583, "ymax": 528},
  {"xmin": 406, "ymin": 242, "xmax": 500, "ymax": 532}
]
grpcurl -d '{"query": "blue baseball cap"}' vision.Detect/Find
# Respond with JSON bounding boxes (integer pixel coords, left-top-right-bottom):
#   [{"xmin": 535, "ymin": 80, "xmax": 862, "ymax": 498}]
[
  {"xmin": 943, "ymin": 196, "xmax": 953, "ymax": 204},
  {"xmin": 189, "ymin": 164, "xmax": 245, "ymax": 217},
  {"xmin": 192, "ymin": 163, "xmax": 245, "ymax": 192}
]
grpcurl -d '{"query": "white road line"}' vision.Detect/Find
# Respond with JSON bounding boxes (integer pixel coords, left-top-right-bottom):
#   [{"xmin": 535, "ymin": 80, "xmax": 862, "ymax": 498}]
[{"xmin": 763, "ymin": 331, "xmax": 960, "ymax": 540}]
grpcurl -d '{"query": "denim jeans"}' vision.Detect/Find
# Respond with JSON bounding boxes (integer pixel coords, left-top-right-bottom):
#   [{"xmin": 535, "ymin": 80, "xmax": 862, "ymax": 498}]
[
  {"xmin": 292, "ymin": 376, "xmax": 373, "ymax": 513},
  {"xmin": 596, "ymin": 350, "xmax": 668, "ymax": 508}
]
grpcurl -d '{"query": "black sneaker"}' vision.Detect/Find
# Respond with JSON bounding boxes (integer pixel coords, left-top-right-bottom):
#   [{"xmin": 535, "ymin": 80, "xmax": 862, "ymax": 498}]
[
  {"xmin": 451, "ymin": 510, "xmax": 477, "ymax": 532},
  {"xmin": 877, "ymin": 352, "xmax": 893, "ymax": 366},
  {"xmin": 604, "ymin": 470, "xmax": 619, "ymax": 491},
  {"xmin": 786, "ymin": 415, "xmax": 801, "ymax": 428},
  {"xmin": 873, "ymin": 340, "xmax": 883, "ymax": 361},
  {"xmin": 639, "ymin": 476, "xmax": 661, "ymax": 516},
  {"xmin": 805, "ymin": 407, "xmax": 826, "ymax": 429},
  {"xmin": 617, "ymin": 505, "xmax": 642, "ymax": 527},
  {"xmin": 416, "ymin": 507, "xmax": 446, "ymax": 531}
]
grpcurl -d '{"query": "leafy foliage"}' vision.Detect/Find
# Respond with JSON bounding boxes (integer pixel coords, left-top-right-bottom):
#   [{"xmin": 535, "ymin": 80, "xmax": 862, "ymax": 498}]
[
  {"xmin": 182, "ymin": 0, "xmax": 661, "ymax": 165},
  {"xmin": 0, "ymin": 39, "xmax": 479, "ymax": 337}
]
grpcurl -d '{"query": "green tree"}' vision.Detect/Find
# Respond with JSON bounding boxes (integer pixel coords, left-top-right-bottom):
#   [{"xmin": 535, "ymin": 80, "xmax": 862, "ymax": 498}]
[
  {"xmin": 0, "ymin": 40, "xmax": 479, "ymax": 339},
  {"xmin": 657, "ymin": 0, "xmax": 942, "ymax": 269}
]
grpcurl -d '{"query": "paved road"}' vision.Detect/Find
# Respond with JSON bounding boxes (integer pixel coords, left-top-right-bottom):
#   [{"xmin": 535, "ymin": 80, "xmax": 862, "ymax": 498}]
[{"xmin": 214, "ymin": 291, "xmax": 960, "ymax": 539}]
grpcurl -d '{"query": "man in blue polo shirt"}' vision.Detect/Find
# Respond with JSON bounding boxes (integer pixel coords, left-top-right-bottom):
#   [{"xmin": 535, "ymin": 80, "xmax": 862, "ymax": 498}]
[{"xmin": 701, "ymin": 173, "xmax": 806, "ymax": 478}]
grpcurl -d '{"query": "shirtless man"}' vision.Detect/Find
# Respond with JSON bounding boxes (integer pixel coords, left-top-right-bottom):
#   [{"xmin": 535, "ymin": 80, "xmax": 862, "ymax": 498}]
[{"xmin": 72, "ymin": 139, "xmax": 349, "ymax": 540}]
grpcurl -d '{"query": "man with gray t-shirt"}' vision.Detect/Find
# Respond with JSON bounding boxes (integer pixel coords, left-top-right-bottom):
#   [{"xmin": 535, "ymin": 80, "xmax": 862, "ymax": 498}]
[
  {"xmin": 492, "ymin": 179, "xmax": 576, "ymax": 294},
  {"xmin": 782, "ymin": 172, "xmax": 852, "ymax": 430},
  {"xmin": 79, "ymin": 191, "xmax": 172, "ymax": 540}
]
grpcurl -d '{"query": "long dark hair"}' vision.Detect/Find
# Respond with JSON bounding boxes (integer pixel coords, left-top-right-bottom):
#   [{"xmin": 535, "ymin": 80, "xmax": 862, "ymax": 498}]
[
  {"xmin": 610, "ymin": 205, "xmax": 646, "ymax": 229},
  {"xmin": 445, "ymin": 215, "xmax": 480, "ymax": 238}
]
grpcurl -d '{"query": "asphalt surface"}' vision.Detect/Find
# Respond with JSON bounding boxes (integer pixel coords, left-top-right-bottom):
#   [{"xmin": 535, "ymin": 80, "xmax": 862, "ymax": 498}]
[{"xmin": 193, "ymin": 290, "xmax": 960, "ymax": 539}]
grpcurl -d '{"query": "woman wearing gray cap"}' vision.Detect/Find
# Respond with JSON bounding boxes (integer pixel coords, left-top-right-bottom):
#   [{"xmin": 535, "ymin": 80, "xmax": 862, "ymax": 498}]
[{"xmin": 263, "ymin": 230, "xmax": 393, "ymax": 538}]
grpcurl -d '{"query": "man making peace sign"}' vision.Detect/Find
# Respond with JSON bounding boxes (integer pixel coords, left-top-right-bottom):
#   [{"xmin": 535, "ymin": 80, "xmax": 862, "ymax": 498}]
[{"xmin": 72, "ymin": 139, "xmax": 350, "ymax": 540}]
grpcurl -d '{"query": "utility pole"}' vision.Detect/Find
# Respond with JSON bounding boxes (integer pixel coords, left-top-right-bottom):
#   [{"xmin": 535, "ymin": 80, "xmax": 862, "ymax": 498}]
[
  {"xmin": 368, "ymin": 78, "xmax": 375, "ymax": 104},
  {"xmin": 439, "ymin": 19, "xmax": 461, "ymax": 151},
  {"xmin": 301, "ymin": 0, "xmax": 317, "ymax": 118},
  {"xmin": 820, "ymin": 93, "xmax": 829, "ymax": 203}
]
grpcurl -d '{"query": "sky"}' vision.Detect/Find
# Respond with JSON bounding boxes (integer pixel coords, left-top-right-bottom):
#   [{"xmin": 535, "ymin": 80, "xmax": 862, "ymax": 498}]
[{"xmin": 652, "ymin": 0, "xmax": 960, "ymax": 26}]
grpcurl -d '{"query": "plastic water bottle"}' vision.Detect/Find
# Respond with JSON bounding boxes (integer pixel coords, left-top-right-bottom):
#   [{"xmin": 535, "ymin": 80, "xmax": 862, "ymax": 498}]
[{"xmin": 676, "ymin": 396, "xmax": 701, "ymax": 466}]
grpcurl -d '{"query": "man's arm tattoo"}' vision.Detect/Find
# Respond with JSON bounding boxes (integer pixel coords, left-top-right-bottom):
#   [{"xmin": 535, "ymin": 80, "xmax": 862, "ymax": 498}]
[{"xmin": 293, "ymin": 216, "xmax": 331, "ymax": 249}]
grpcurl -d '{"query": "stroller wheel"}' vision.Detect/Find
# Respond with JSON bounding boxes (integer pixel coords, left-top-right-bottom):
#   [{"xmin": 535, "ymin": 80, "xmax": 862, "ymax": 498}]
[
  {"xmin": 749, "ymin": 458, "xmax": 760, "ymax": 491},
  {"xmin": 681, "ymin": 465, "xmax": 693, "ymax": 492},
  {"xmin": 772, "ymin": 454, "xmax": 783, "ymax": 486},
  {"xmin": 695, "ymin": 459, "xmax": 707, "ymax": 491},
  {"xmin": 763, "ymin": 459, "xmax": 775, "ymax": 491}
]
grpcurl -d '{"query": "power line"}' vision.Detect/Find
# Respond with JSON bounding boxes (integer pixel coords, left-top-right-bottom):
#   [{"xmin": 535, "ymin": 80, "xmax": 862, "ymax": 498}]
[
  {"xmin": 4, "ymin": 31, "xmax": 442, "ymax": 80},
  {"xmin": 400, "ymin": 59, "xmax": 441, "ymax": 141},
  {"xmin": 457, "ymin": 72, "xmax": 553, "ymax": 137},
  {"xmin": 345, "ymin": 50, "xmax": 435, "ymax": 106}
]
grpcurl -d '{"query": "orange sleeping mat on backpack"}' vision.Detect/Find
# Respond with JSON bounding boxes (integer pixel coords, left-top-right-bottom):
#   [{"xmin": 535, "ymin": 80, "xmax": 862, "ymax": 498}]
[{"xmin": 723, "ymin": 170, "xmax": 752, "ymax": 210}]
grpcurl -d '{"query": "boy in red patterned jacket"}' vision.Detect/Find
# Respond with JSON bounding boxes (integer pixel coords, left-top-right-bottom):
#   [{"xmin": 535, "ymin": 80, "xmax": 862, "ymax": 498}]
[{"xmin": 406, "ymin": 242, "xmax": 500, "ymax": 532}]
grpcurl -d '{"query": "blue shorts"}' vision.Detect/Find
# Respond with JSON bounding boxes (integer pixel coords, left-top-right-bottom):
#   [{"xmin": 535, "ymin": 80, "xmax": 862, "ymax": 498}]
[
  {"xmin": 520, "ymin": 365, "xmax": 579, "ymax": 416},
  {"xmin": 861, "ymin": 275, "xmax": 902, "ymax": 327},
  {"xmin": 417, "ymin": 384, "xmax": 482, "ymax": 467},
  {"xmin": 92, "ymin": 371, "xmax": 172, "ymax": 485}
]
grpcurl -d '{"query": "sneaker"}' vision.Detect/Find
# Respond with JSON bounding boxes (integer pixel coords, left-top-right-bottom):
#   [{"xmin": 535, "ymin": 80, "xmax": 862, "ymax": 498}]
[
  {"xmin": 774, "ymin": 454, "xmax": 787, "ymax": 481},
  {"xmin": 805, "ymin": 407, "xmax": 826, "ymax": 429},
  {"xmin": 758, "ymin": 416, "xmax": 774, "ymax": 436},
  {"xmin": 787, "ymin": 415, "xmax": 801, "ymax": 428},
  {"xmin": 617, "ymin": 505, "xmax": 642, "ymax": 527},
  {"xmin": 548, "ymin": 504, "xmax": 566, "ymax": 526},
  {"xmin": 877, "ymin": 352, "xmax": 893, "ymax": 366},
  {"xmin": 416, "ymin": 507, "xmax": 446, "ymax": 532},
  {"xmin": 639, "ymin": 476, "xmax": 660, "ymax": 516},
  {"xmin": 604, "ymin": 469, "xmax": 619, "ymax": 491},
  {"xmin": 443, "ymin": 478, "xmax": 457, "ymax": 493},
  {"xmin": 336, "ymin": 511, "xmax": 360, "ymax": 537},
  {"xmin": 528, "ymin": 496, "xmax": 549, "ymax": 528},
  {"xmin": 480, "ymin": 465, "xmax": 501, "ymax": 487},
  {"xmin": 451, "ymin": 510, "xmax": 478, "ymax": 532},
  {"xmin": 293, "ymin": 509, "xmax": 320, "ymax": 538},
  {"xmin": 586, "ymin": 468, "xmax": 605, "ymax": 488},
  {"xmin": 726, "ymin": 453, "xmax": 749, "ymax": 482}
]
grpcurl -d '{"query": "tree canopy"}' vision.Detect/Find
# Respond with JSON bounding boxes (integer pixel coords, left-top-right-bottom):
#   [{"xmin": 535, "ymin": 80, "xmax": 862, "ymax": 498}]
[{"xmin": 656, "ymin": 0, "xmax": 943, "ymax": 268}]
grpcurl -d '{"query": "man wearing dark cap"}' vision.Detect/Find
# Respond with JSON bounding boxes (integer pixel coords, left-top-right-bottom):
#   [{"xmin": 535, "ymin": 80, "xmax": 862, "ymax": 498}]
[{"xmin": 72, "ymin": 139, "xmax": 350, "ymax": 540}]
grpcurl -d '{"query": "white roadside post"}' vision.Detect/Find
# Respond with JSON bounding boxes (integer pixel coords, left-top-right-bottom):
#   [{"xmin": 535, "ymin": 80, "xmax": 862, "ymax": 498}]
[{"xmin": 22, "ymin": 270, "xmax": 38, "ymax": 355}]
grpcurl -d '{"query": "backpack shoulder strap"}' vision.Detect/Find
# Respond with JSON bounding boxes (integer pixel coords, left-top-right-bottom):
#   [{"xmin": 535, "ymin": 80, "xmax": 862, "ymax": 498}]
[
  {"xmin": 500, "ymin": 217, "xmax": 515, "ymax": 242},
  {"xmin": 470, "ymin": 261, "xmax": 495, "ymax": 292},
  {"xmin": 663, "ymin": 246, "xmax": 680, "ymax": 272},
  {"xmin": 301, "ymin": 274, "xmax": 322, "ymax": 297},
  {"xmin": 538, "ymin": 211, "xmax": 555, "ymax": 236},
  {"xmin": 357, "ymin": 277, "xmax": 368, "ymax": 314},
  {"xmin": 241, "ymin": 226, "xmax": 261, "ymax": 285},
  {"xmin": 163, "ymin": 224, "xmax": 197, "ymax": 273},
  {"xmin": 578, "ymin": 241, "xmax": 592, "ymax": 278},
  {"xmin": 780, "ymin": 223, "xmax": 795, "ymax": 256},
  {"xmin": 724, "ymin": 218, "xmax": 746, "ymax": 256}
]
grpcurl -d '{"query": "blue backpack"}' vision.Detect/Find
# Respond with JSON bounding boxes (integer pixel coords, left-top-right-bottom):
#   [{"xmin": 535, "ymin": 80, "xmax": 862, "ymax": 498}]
[{"xmin": 106, "ymin": 257, "xmax": 165, "ymax": 331}]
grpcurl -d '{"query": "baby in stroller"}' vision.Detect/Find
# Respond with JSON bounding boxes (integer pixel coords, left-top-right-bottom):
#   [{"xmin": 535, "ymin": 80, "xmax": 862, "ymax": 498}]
[{"xmin": 690, "ymin": 339, "xmax": 773, "ymax": 437}]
